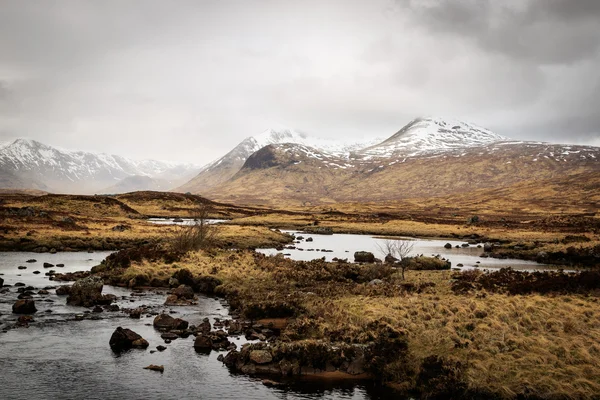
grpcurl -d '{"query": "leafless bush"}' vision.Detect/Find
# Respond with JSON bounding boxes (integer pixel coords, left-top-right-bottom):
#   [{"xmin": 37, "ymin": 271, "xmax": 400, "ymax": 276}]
[
  {"xmin": 171, "ymin": 205, "xmax": 217, "ymax": 253},
  {"xmin": 377, "ymin": 239, "xmax": 415, "ymax": 280}
]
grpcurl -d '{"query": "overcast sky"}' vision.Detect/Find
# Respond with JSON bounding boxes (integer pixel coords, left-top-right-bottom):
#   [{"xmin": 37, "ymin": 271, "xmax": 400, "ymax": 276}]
[{"xmin": 1, "ymin": 0, "xmax": 599, "ymax": 164}]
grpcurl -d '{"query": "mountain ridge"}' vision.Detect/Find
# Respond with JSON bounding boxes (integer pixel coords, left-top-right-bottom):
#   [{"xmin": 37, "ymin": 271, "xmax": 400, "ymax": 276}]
[{"xmin": 0, "ymin": 138, "xmax": 201, "ymax": 194}]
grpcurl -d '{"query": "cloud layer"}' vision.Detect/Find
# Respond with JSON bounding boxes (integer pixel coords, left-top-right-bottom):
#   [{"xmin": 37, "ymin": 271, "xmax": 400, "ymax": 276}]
[{"xmin": 1, "ymin": 0, "xmax": 599, "ymax": 164}]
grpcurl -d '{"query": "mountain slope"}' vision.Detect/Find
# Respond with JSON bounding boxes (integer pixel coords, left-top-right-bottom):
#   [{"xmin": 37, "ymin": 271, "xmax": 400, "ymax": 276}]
[
  {"xmin": 0, "ymin": 139, "xmax": 200, "ymax": 194},
  {"xmin": 176, "ymin": 128, "xmax": 382, "ymax": 193},
  {"xmin": 199, "ymin": 119, "xmax": 600, "ymax": 207}
]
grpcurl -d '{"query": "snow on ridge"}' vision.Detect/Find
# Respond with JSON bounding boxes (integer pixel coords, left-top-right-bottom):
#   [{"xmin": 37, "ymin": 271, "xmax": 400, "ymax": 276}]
[{"xmin": 359, "ymin": 117, "xmax": 508, "ymax": 158}]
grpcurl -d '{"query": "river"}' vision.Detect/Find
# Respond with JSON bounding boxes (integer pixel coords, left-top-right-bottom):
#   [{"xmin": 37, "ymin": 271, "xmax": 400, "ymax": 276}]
[
  {"xmin": 257, "ymin": 230, "xmax": 554, "ymax": 271},
  {"xmin": 0, "ymin": 251, "xmax": 397, "ymax": 400}
]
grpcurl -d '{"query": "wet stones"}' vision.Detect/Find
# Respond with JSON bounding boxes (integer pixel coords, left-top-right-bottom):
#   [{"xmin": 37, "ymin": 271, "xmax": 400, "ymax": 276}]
[
  {"xmin": 250, "ymin": 350, "xmax": 273, "ymax": 365},
  {"xmin": 109, "ymin": 327, "xmax": 149, "ymax": 352},
  {"xmin": 67, "ymin": 276, "xmax": 111, "ymax": 307},
  {"xmin": 12, "ymin": 299, "xmax": 37, "ymax": 314},
  {"xmin": 165, "ymin": 284, "xmax": 197, "ymax": 306},
  {"xmin": 55, "ymin": 285, "xmax": 71, "ymax": 295},
  {"xmin": 153, "ymin": 313, "xmax": 189, "ymax": 331}
]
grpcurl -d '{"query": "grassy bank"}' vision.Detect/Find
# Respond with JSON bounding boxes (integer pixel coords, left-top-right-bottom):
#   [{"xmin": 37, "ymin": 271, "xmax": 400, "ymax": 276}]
[{"xmin": 94, "ymin": 247, "xmax": 600, "ymax": 399}]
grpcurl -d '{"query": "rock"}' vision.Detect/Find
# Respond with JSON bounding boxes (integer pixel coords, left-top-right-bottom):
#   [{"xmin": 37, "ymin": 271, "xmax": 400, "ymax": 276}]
[
  {"xmin": 368, "ymin": 279, "xmax": 384, "ymax": 285},
  {"xmin": 107, "ymin": 304, "xmax": 120, "ymax": 312},
  {"xmin": 17, "ymin": 266, "xmax": 27, "ymax": 270},
  {"xmin": 306, "ymin": 237, "xmax": 313, "ymax": 242},
  {"xmin": 67, "ymin": 276, "xmax": 104, "ymax": 307},
  {"xmin": 444, "ymin": 243, "xmax": 452, "ymax": 249},
  {"xmin": 33, "ymin": 271, "xmax": 41, "ymax": 275},
  {"xmin": 171, "ymin": 284, "xmax": 194, "ymax": 299},
  {"xmin": 156, "ymin": 345, "xmax": 167, "ymax": 352},
  {"xmin": 26, "ymin": 259, "xmax": 37, "ymax": 263},
  {"xmin": 250, "ymin": 350, "xmax": 273, "ymax": 365},
  {"xmin": 109, "ymin": 327, "xmax": 149, "ymax": 351},
  {"xmin": 49, "ymin": 248, "xmax": 57, "ymax": 254},
  {"xmin": 143, "ymin": 365, "xmax": 164, "ymax": 372},
  {"xmin": 223, "ymin": 350, "xmax": 240, "ymax": 367},
  {"xmin": 354, "ymin": 251, "xmax": 375, "ymax": 263},
  {"xmin": 0, "ymin": 277, "xmax": 3, "ymax": 286},
  {"xmin": 153, "ymin": 313, "xmax": 189, "ymax": 330},
  {"xmin": 483, "ymin": 243, "xmax": 494, "ymax": 252},
  {"xmin": 37, "ymin": 289, "xmax": 49, "ymax": 295},
  {"xmin": 12, "ymin": 299, "xmax": 37, "ymax": 314},
  {"xmin": 161, "ymin": 332, "xmax": 179, "ymax": 340},
  {"xmin": 194, "ymin": 335, "xmax": 213, "ymax": 352},
  {"xmin": 129, "ymin": 308, "xmax": 143, "ymax": 319},
  {"xmin": 43, "ymin": 262, "xmax": 54, "ymax": 268},
  {"xmin": 197, "ymin": 318, "xmax": 211, "ymax": 334},
  {"xmin": 92, "ymin": 306, "xmax": 103, "ymax": 313},
  {"xmin": 55, "ymin": 285, "xmax": 71, "ymax": 295},
  {"xmin": 15, "ymin": 282, "xmax": 25, "ymax": 287},
  {"xmin": 56, "ymin": 264, "xmax": 65, "ymax": 268}
]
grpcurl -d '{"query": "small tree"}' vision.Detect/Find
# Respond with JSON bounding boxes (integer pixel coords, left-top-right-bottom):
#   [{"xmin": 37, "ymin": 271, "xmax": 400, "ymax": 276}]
[
  {"xmin": 376, "ymin": 239, "xmax": 414, "ymax": 280},
  {"xmin": 171, "ymin": 204, "xmax": 217, "ymax": 253}
]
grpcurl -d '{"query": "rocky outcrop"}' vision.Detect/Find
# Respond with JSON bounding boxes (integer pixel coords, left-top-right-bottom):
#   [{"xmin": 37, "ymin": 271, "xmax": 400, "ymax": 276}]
[
  {"xmin": 67, "ymin": 276, "xmax": 113, "ymax": 307},
  {"xmin": 153, "ymin": 313, "xmax": 189, "ymax": 331},
  {"xmin": 109, "ymin": 327, "xmax": 149, "ymax": 352},
  {"xmin": 12, "ymin": 299, "xmax": 37, "ymax": 314}
]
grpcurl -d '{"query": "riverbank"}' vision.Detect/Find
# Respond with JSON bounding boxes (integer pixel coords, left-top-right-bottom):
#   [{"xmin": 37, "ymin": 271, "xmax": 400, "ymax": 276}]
[{"xmin": 92, "ymin": 246, "xmax": 600, "ymax": 399}]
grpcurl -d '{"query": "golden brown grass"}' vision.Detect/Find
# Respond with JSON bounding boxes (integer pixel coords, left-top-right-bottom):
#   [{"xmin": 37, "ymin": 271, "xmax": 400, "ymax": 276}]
[{"xmin": 115, "ymin": 249, "xmax": 600, "ymax": 398}]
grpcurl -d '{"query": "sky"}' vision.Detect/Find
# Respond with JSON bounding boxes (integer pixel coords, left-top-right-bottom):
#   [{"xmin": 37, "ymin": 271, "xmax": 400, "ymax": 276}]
[{"xmin": 1, "ymin": 0, "xmax": 599, "ymax": 164}]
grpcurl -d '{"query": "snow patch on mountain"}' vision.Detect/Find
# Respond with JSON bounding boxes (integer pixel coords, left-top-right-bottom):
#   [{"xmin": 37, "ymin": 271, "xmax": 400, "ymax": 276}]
[
  {"xmin": 0, "ymin": 139, "xmax": 201, "ymax": 193},
  {"xmin": 359, "ymin": 117, "xmax": 508, "ymax": 158}
]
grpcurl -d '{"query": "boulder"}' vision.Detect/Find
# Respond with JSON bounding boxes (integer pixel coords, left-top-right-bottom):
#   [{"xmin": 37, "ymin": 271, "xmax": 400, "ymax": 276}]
[
  {"xmin": 444, "ymin": 243, "xmax": 452, "ymax": 249},
  {"xmin": 153, "ymin": 313, "xmax": 189, "ymax": 330},
  {"xmin": 109, "ymin": 327, "xmax": 149, "ymax": 351},
  {"xmin": 55, "ymin": 285, "xmax": 72, "ymax": 296},
  {"xmin": 197, "ymin": 318, "xmax": 211, "ymax": 334},
  {"xmin": 194, "ymin": 334, "xmax": 213, "ymax": 352},
  {"xmin": 171, "ymin": 284, "xmax": 194, "ymax": 299},
  {"xmin": 354, "ymin": 251, "xmax": 375, "ymax": 263},
  {"xmin": 12, "ymin": 299, "xmax": 37, "ymax": 314},
  {"xmin": 67, "ymin": 276, "xmax": 103, "ymax": 307},
  {"xmin": 250, "ymin": 349, "xmax": 273, "ymax": 365}
]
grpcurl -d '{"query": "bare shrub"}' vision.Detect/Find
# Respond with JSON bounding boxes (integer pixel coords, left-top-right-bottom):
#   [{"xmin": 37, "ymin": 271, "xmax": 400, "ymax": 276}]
[
  {"xmin": 171, "ymin": 205, "xmax": 217, "ymax": 253},
  {"xmin": 377, "ymin": 239, "xmax": 415, "ymax": 280}
]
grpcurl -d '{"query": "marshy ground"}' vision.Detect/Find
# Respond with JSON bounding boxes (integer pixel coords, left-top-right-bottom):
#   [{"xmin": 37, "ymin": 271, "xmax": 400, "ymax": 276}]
[{"xmin": 1, "ymin": 190, "xmax": 599, "ymax": 398}]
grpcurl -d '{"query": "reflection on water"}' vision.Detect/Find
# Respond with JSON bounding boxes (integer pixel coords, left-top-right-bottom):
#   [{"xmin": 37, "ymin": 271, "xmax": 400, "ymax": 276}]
[
  {"xmin": 257, "ymin": 230, "xmax": 555, "ymax": 271},
  {"xmin": 0, "ymin": 252, "xmax": 400, "ymax": 400}
]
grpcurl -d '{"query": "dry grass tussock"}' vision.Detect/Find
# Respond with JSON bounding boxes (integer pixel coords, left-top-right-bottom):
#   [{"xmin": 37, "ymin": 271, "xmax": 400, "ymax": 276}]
[{"xmin": 112, "ymin": 250, "xmax": 600, "ymax": 398}]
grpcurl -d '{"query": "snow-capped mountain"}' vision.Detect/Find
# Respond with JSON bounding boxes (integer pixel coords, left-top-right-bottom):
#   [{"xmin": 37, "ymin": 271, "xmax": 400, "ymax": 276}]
[
  {"xmin": 358, "ymin": 117, "xmax": 507, "ymax": 158},
  {"xmin": 176, "ymin": 128, "xmax": 383, "ymax": 193},
  {"xmin": 0, "ymin": 139, "xmax": 201, "ymax": 194}
]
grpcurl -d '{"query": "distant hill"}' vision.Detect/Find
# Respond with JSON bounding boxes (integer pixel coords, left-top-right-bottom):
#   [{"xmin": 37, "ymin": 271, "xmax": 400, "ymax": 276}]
[{"xmin": 0, "ymin": 139, "xmax": 201, "ymax": 194}]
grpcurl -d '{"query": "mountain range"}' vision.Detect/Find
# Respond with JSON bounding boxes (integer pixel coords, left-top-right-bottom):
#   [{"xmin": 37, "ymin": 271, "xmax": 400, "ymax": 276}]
[
  {"xmin": 0, "ymin": 139, "xmax": 201, "ymax": 194},
  {"xmin": 189, "ymin": 117, "xmax": 600, "ymax": 207},
  {"xmin": 1, "ymin": 117, "xmax": 599, "ymax": 209}
]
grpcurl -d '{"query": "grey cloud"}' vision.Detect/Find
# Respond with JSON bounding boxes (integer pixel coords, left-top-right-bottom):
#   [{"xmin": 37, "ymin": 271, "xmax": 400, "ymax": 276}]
[{"xmin": 0, "ymin": 0, "xmax": 598, "ymax": 164}]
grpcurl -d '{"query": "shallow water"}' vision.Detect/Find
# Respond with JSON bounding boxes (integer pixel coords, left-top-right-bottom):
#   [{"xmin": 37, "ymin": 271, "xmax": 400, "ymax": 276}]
[
  {"xmin": 147, "ymin": 218, "xmax": 226, "ymax": 226},
  {"xmin": 0, "ymin": 252, "xmax": 399, "ymax": 400},
  {"xmin": 257, "ymin": 231, "xmax": 555, "ymax": 271}
]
